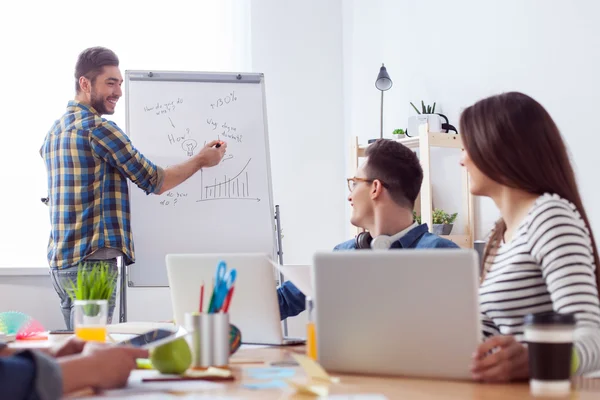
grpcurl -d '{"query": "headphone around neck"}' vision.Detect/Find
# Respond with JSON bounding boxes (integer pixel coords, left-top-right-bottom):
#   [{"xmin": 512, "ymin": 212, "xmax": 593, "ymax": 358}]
[{"xmin": 355, "ymin": 232, "xmax": 395, "ymax": 250}]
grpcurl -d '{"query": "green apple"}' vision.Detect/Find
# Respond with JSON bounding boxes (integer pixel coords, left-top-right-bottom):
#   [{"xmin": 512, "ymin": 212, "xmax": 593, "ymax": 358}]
[
  {"xmin": 571, "ymin": 347, "xmax": 580, "ymax": 376},
  {"xmin": 150, "ymin": 338, "xmax": 192, "ymax": 375}
]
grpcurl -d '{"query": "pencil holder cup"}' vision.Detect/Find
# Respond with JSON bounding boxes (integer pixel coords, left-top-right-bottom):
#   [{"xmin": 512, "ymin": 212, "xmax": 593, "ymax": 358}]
[{"xmin": 185, "ymin": 312, "xmax": 231, "ymax": 368}]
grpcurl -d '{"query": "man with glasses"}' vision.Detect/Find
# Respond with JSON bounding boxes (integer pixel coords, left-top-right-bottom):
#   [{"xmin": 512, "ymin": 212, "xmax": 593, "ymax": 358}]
[{"xmin": 277, "ymin": 139, "xmax": 458, "ymax": 320}]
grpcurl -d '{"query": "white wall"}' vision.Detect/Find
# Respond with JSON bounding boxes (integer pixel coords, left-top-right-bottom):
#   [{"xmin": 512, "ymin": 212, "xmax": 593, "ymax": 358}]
[
  {"xmin": 0, "ymin": 272, "xmax": 64, "ymax": 330},
  {"xmin": 250, "ymin": 0, "xmax": 347, "ymax": 264},
  {"xmin": 0, "ymin": 0, "xmax": 239, "ymax": 270},
  {"xmin": 246, "ymin": 0, "xmax": 347, "ymax": 335},
  {"xmin": 346, "ymin": 0, "xmax": 600, "ymax": 240}
]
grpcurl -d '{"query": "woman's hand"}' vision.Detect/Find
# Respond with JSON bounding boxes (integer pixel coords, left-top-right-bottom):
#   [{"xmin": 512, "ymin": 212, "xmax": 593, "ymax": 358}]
[
  {"xmin": 60, "ymin": 344, "xmax": 149, "ymax": 393},
  {"xmin": 471, "ymin": 335, "xmax": 529, "ymax": 382}
]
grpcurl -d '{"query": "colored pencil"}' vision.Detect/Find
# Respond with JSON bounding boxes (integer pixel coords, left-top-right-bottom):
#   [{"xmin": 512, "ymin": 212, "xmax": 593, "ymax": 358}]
[
  {"xmin": 199, "ymin": 281, "xmax": 205, "ymax": 313},
  {"xmin": 222, "ymin": 286, "xmax": 236, "ymax": 313}
]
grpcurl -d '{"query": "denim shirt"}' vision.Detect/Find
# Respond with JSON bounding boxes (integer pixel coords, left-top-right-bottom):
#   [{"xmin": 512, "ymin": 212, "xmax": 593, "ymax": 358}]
[{"xmin": 277, "ymin": 224, "xmax": 459, "ymax": 320}]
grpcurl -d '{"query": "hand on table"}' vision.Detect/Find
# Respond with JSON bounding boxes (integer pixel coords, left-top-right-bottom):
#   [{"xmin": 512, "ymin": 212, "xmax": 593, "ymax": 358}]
[
  {"xmin": 50, "ymin": 336, "xmax": 87, "ymax": 358},
  {"xmin": 81, "ymin": 343, "xmax": 149, "ymax": 389},
  {"xmin": 471, "ymin": 335, "xmax": 529, "ymax": 382}
]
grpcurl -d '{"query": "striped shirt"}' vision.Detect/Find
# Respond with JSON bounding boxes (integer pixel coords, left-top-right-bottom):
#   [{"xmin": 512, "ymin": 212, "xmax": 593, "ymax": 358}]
[
  {"xmin": 40, "ymin": 101, "xmax": 164, "ymax": 269},
  {"xmin": 480, "ymin": 193, "xmax": 600, "ymax": 374}
]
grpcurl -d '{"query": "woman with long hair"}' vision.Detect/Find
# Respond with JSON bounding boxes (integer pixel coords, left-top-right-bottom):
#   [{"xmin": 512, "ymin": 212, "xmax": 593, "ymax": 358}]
[{"xmin": 460, "ymin": 92, "xmax": 600, "ymax": 382}]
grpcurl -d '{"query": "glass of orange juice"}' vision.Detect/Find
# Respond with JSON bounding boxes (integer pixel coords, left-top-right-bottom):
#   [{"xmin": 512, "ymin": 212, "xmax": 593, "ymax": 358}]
[{"xmin": 74, "ymin": 300, "xmax": 108, "ymax": 342}]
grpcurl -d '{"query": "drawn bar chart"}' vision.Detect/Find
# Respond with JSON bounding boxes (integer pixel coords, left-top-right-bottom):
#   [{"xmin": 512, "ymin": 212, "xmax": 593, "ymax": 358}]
[{"xmin": 197, "ymin": 158, "xmax": 260, "ymax": 202}]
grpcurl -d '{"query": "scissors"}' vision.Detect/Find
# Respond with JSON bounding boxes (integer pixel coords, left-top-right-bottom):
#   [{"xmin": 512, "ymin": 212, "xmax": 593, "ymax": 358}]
[{"xmin": 210, "ymin": 261, "xmax": 237, "ymax": 313}]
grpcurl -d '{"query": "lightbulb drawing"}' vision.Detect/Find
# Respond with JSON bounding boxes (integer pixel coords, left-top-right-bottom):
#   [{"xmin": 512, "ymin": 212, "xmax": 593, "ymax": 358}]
[{"xmin": 182, "ymin": 139, "xmax": 197, "ymax": 157}]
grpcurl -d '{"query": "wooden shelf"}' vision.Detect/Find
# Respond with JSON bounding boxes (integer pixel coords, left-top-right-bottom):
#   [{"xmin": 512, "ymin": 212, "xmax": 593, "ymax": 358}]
[
  {"xmin": 441, "ymin": 234, "xmax": 471, "ymax": 248},
  {"xmin": 350, "ymin": 131, "xmax": 475, "ymax": 249},
  {"xmin": 355, "ymin": 133, "xmax": 463, "ymax": 157}
]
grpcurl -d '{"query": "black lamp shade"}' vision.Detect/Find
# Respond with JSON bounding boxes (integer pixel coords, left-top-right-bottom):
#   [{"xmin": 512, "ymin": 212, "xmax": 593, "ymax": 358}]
[{"xmin": 375, "ymin": 64, "xmax": 392, "ymax": 91}]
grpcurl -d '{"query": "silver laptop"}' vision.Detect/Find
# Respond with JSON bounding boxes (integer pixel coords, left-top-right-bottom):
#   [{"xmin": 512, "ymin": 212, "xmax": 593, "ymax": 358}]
[
  {"xmin": 166, "ymin": 253, "xmax": 303, "ymax": 345},
  {"xmin": 312, "ymin": 250, "xmax": 481, "ymax": 380}
]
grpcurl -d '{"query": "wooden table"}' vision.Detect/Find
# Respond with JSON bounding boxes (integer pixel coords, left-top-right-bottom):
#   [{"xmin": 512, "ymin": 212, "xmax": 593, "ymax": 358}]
[
  {"xmin": 10, "ymin": 329, "xmax": 599, "ymax": 398},
  {"xmin": 133, "ymin": 345, "xmax": 598, "ymax": 399}
]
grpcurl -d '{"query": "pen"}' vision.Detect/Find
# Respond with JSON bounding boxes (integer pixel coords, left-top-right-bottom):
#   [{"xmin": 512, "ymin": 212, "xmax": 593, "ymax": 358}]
[{"xmin": 142, "ymin": 376, "xmax": 234, "ymax": 382}]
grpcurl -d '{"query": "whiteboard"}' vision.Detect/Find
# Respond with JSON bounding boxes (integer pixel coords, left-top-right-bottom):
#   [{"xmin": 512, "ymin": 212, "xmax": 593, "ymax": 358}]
[{"xmin": 125, "ymin": 71, "xmax": 276, "ymax": 287}]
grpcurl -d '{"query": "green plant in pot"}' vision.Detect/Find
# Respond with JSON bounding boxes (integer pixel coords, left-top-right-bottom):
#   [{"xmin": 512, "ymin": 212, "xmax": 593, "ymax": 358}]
[
  {"xmin": 413, "ymin": 209, "xmax": 458, "ymax": 235},
  {"xmin": 410, "ymin": 100, "xmax": 436, "ymax": 115},
  {"xmin": 392, "ymin": 128, "xmax": 406, "ymax": 139},
  {"xmin": 432, "ymin": 208, "xmax": 457, "ymax": 235},
  {"xmin": 67, "ymin": 261, "xmax": 118, "ymax": 320},
  {"xmin": 67, "ymin": 261, "xmax": 118, "ymax": 301}
]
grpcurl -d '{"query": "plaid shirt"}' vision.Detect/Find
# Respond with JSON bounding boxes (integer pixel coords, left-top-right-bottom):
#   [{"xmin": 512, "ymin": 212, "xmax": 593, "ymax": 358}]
[{"xmin": 41, "ymin": 101, "xmax": 164, "ymax": 269}]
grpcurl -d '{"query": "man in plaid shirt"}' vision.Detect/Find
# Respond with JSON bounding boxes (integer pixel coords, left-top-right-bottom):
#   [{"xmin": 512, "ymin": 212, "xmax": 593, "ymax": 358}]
[{"xmin": 40, "ymin": 47, "xmax": 227, "ymax": 329}]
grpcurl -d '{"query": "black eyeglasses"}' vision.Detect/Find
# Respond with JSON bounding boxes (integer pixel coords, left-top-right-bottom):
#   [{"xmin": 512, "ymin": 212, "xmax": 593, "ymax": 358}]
[{"xmin": 347, "ymin": 177, "xmax": 389, "ymax": 192}]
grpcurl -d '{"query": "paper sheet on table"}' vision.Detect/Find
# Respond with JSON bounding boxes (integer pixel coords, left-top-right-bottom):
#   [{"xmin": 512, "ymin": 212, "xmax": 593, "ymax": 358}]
[
  {"xmin": 324, "ymin": 396, "xmax": 388, "ymax": 400},
  {"xmin": 78, "ymin": 394, "xmax": 181, "ymax": 400},
  {"xmin": 94, "ymin": 370, "xmax": 225, "ymax": 397},
  {"xmin": 107, "ymin": 321, "xmax": 176, "ymax": 335},
  {"xmin": 270, "ymin": 261, "xmax": 313, "ymax": 298}
]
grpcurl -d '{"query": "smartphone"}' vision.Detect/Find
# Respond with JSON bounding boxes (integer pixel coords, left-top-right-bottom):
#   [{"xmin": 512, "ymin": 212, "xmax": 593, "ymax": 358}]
[{"xmin": 118, "ymin": 328, "xmax": 191, "ymax": 350}]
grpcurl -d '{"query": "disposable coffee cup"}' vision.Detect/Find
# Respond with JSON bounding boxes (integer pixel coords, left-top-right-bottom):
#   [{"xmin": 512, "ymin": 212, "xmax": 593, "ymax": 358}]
[{"xmin": 524, "ymin": 312, "xmax": 576, "ymax": 397}]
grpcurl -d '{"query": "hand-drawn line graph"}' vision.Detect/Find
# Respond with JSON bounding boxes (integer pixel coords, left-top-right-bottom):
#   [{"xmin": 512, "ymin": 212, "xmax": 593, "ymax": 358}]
[{"xmin": 197, "ymin": 158, "xmax": 261, "ymax": 202}]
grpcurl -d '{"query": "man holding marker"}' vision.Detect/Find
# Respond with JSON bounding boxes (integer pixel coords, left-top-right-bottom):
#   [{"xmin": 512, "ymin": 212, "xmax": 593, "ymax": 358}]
[{"xmin": 40, "ymin": 46, "xmax": 227, "ymax": 329}]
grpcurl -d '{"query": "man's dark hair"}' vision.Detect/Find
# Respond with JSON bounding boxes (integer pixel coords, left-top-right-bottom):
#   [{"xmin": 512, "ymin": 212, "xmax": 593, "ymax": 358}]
[
  {"xmin": 364, "ymin": 139, "xmax": 423, "ymax": 208},
  {"xmin": 74, "ymin": 47, "xmax": 119, "ymax": 93}
]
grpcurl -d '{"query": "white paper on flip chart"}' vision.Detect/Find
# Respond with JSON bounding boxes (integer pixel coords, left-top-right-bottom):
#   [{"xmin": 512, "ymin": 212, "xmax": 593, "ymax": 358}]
[{"xmin": 270, "ymin": 261, "xmax": 314, "ymax": 298}]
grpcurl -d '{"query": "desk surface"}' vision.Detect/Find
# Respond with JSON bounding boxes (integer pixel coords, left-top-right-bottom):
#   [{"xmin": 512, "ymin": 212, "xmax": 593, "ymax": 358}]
[
  {"xmin": 72, "ymin": 345, "xmax": 597, "ymax": 399},
  {"xmin": 9, "ymin": 335, "xmax": 600, "ymax": 399}
]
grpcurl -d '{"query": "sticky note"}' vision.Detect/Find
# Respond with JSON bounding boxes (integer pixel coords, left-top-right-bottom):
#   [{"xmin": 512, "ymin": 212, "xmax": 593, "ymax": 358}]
[
  {"xmin": 246, "ymin": 367, "xmax": 296, "ymax": 379},
  {"xmin": 286, "ymin": 379, "xmax": 329, "ymax": 397},
  {"xmin": 291, "ymin": 353, "xmax": 340, "ymax": 383},
  {"xmin": 136, "ymin": 358, "xmax": 153, "ymax": 369},
  {"xmin": 242, "ymin": 380, "xmax": 288, "ymax": 390},
  {"xmin": 186, "ymin": 367, "xmax": 231, "ymax": 378}
]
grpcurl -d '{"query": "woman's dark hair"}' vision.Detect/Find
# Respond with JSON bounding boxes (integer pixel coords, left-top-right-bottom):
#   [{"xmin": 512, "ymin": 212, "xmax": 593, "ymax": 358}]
[{"xmin": 460, "ymin": 91, "xmax": 600, "ymax": 290}]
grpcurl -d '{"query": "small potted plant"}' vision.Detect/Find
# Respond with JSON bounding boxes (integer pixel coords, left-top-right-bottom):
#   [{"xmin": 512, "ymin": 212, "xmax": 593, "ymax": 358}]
[
  {"xmin": 407, "ymin": 100, "xmax": 457, "ymax": 136},
  {"xmin": 67, "ymin": 261, "xmax": 118, "ymax": 339},
  {"xmin": 413, "ymin": 209, "xmax": 458, "ymax": 235},
  {"xmin": 432, "ymin": 208, "xmax": 458, "ymax": 235},
  {"xmin": 410, "ymin": 100, "xmax": 436, "ymax": 115},
  {"xmin": 392, "ymin": 128, "xmax": 406, "ymax": 139},
  {"xmin": 67, "ymin": 261, "xmax": 118, "ymax": 303}
]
